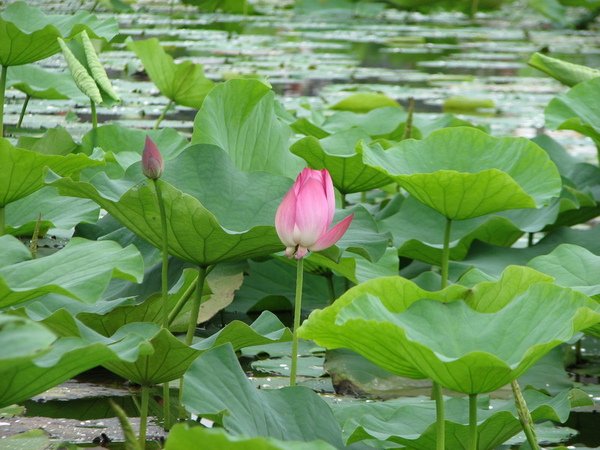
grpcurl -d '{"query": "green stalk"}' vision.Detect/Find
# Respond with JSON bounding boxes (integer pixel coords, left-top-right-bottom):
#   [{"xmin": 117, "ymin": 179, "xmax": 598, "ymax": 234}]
[
  {"xmin": 433, "ymin": 382, "xmax": 445, "ymax": 450},
  {"xmin": 138, "ymin": 385, "xmax": 150, "ymax": 448},
  {"xmin": 90, "ymin": 100, "xmax": 98, "ymax": 129},
  {"xmin": 468, "ymin": 394, "xmax": 478, "ymax": 450},
  {"xmin": 185, "ymin": 266, "xmax": 208, "ymax": 346},
  {"xmin": 326, "ymin": 273, "xmax": 336, "ymax": 304},
  {"xmin": 401, "ymin": 97, "xmax": 415, "ymax": 140},
  {"xmin": 29, "ymin": 213, "xmax": 42, "ymax": 259},
  {"xmin": 511, "ymin": 380, "xmax": 540, "ymax": 450},
  {"xmin": 0, "ymin": 65, "xmax": 7, "ymax": 137},
  {"xmin": 0, "ymin": 207, "xmax": 4, "ymax": 236},
  {"xmin": 290, "ymin": 257, "xmax": 304, "ymax": 386},
  {"xmin": 16, "ymin": 94, "xmax": 30, "ymax": 129},
  {"xmin": 153, "ymin": 179, "xmax": 170, "ymax": 430},
  {"xmin": 167, "ymin": 276, "xmax": 197, "ymax": 326},
  {"xmin": 471, "ymin": 0, "xmax": 479, "ymax": 18},
  {"xmin": 154, "ymin": 100, "xmax": 173, "ymax": 130},
  {"xmin": 441, "ymin": 218, "xmax": 452, "ymax": 289}
]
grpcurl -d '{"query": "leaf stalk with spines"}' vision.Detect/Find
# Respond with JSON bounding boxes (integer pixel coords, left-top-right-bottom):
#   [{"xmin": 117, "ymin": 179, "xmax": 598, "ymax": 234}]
[
  {"xmin": 138, "ymin": 385, "xmax": 151, "ymax": 448},
  {"xmin": 290, "ymin": 257, "xmax": 305, "ymax": 386},
  {"xmin": 433, "ymin": 382, "xmax": 445, "ymax": 450},
  {"xmin": 511, "ymin": 380, "xmax": 541, "ymax": 450},
  {"xmin": 185, "ymin": 265, "xmax": 210, "ymax": 346}
]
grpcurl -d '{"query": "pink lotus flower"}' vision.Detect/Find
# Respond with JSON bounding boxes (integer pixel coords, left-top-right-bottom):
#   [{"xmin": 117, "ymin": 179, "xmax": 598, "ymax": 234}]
[
  {"xmin": 142, "ymin": 136, "xmax": 164, "ymax": 180},
  {"xmin": 275, "ymin": 168, "xmax": 353, "ymax": 259}
]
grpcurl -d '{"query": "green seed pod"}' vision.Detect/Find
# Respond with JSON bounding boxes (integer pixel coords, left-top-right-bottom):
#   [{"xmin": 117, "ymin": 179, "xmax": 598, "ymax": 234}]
[
  {"xmin": 58, "ymin": 37, "xmax": 103, "ymax": 104},
  {"xmin": 81, "ymin": 30, "xmax": 120, "ymax": 102}
]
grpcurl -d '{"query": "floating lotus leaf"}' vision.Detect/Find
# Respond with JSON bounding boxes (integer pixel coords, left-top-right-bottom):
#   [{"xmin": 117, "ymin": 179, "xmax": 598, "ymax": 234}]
[
  {"xmin": 192, "ymin": 79, "xmax": 304, "ymax": 178},
  {"xmin": 0, "ymin": 236, "xmax": 143, "ymax": 309},
  {"xmin": 48, "ymin": 144, "xmax": 290, "ymax": 266},
  {"xmin": 362, "ymin": 127, "xmax": 561, "ymax": 220},
  {"xmin": 330, "ymin": 92, "xmax": 401, "ymax": 113},
  {"xmin": 182, "ymin": 344, "xmax": 345, "ymax": 448},
  {"xmin": 127, "ymin": 38, "xmax": 214, "ymax": 109},
  {"xmin": 0, "ymin": 2, "xmax": 118, "ymax": 67},
  {"xmin": 0, "ymin": 139, "xmax": 102, "ymax": 207},
  {"xmin": 290, "ymin": 133, "xmax": 394, "ymax": 194},
  {"xmin": 326, "ymin": 283, "xmax": 600, "ymax": 394},
  {"xmin": 546, "ymin": 77, "xmax": 600, "ymax": 152},
  {"xmin": 341, "ymin": 389, "xmax": 585, "ymax": 450},
  {"xmin": 165, "ymin": 425, "xmax": 336, "ymax": 450},
  {"xmin": 528, "ymin": 52, "xmax": 600, "ymax": 87}
]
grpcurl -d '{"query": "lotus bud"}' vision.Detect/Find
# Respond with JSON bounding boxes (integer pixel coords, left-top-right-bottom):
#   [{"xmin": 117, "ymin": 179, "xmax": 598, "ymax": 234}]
[
  {"xmin": 142, "ymin": 136, "xmax": 164, "ymax": 180},
  {"xmin": 275, "ymin": 168, "xmax": 353, "ymax": 259}
]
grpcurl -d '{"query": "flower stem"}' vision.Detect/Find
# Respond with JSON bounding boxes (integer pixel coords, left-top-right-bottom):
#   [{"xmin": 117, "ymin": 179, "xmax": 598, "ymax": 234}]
[
  {"xmin": 154, "ymin": 100, "xmax": 173, "ymax": 130},
  {"xmin": 152, "ymin": 179, "xmax": 170, "ymax": 429},
  {"xmin": 290, "ymin": 257, "xmax": 304, "ymax": 386},
  {"xmin": 511, "ymin": 380, "xmax": 540, "ymax": 450},
  {"xmin": 0, "ymin": 65, "xmax": 7, "ymax": 137},
  {"xmin": 138, "ymin": 385, "xmax": 150, "ymax": 448},
  {"xmin": 468, "ymin": 394, "xmax": 478, "ymax": 450},
  {"xmin": 433, "ymin": 382, "xmax": 445, "ymax": 450},
  {"xmin": 0, "ymin": 207, "xmax": 4, "ymax": 236},
  {"xmin": 185, "ymin": 265, "xmax": 208, "ymax": 346},
  {"xmin": 16, "ymin": 94, "xmax": 30, "ymax": 129},
  {"xmin": 441, "ymin": 218, "xmax": 452, "ymax": 289}
]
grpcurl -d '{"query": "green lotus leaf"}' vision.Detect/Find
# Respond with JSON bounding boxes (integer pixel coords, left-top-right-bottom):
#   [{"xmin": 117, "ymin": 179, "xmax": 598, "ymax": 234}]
[
  {"xmin": 298, "ymin": 276, "xmax": 469, "ymax": 379},
  {"xmin": 362, "ymin": 127, "xmax": 561, "ymax": 219},
  {"xmin": 48, "ymin": 144, "xmax": 290, "ymax": 266},
  {"xmin": 290, "ymin": 133, "xmax": 394, "ymax": 194},
  {"xmin": 0, "ymin": 312, "xmax": 153, "ymax": 407},
  {"xmin": 0, "ymin": 237, "xmax": 143, "ymax": 309},
  {"xmin": 528, "ymin": 244, "xmax": 600, "ymax": 297},
  {"xmin": 341, "ymin": 389, "xmax": 582, "ymax": 449},
  {"xmin": 192, "ymin": 79, "xmax": 304, "ymax": 178},
  {"xmin": 7, "ymin": 65, "xmax": 84, "ymax": 100},
  {"xmin": 0, "ymin": 235, "xmax": 34, "ymax": 268},
  {"xmin": 528, "ymin": 52, "xmax": 600, "ymax": 87},
  {"xmin": 6, "ymin": 186, "xmax": 100, "ymax": 236},
  {"xmin": 17, "ymin": 127, "xmax": 80, "ymax": 156},
  {"xmin": 321, "ymin": 107, "xmax": 407, "ymax": 137},
  {"xmin": 165, "ymin": 425, "xmax": 336, "ymax": 450},
  {"xmin": 0, "ymin": 139, "xmax": 102, "ymax": 207},
  {"xmin": 330, "ymin": 92, "xmax": 401, "ymax": 113},
  {"xmin": 546, "ymin": 77, "xmax": 600, "ymax": 150},
  {"xmin": 0, "ymin": 2, "xmax": 118, "ymax": 67},
  {"xmin": 182, "ymin": 344, "xmax": 345, "ymax": 448},
  {"xmin": 180, "ymin": 0, "xmax": 255, "ymax": 13},
  {"xmin": 332, "ymin": 284, "xmax": 600, "ymax": 393},
  {"xmin": 127, "ymin": 37, "xmax": 214, "ymax": 108}
]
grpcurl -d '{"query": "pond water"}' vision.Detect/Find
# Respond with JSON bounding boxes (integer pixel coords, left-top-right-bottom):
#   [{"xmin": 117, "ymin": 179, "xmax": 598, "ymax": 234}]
[{"xmin": 2, "ymin": 0, "xmax": 600, "ymax": 448}]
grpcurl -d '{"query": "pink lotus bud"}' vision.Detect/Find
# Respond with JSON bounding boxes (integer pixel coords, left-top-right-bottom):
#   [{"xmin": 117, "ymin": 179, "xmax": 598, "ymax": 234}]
[
  {"xmin": 275, "ymin": 168, "xmax": 353, "ymax": 259},
  {"xmin": 142, "ymin": 136, "xmax": 164, "ymax": 180}
]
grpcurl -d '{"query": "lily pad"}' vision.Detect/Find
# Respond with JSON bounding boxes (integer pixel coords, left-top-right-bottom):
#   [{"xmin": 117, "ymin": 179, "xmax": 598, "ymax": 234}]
[
  {"xmin": 192, "ymin": 79, "xmax": 304, "ymax": 178},
  {"xmin": 0, "ymin": 139, "xmax": 102, "ymax": 207},
  {"xmin": 331, "ymin": 283, "xmax": 600, "ymax": 393},
  {"xmin": 182, "ymin": 344, "xmax": 345, "ymax": 448},
  {"xmin": 127, "ymin": 38, "xmax": 214, "ymax": 109},
  {"xmin": 331, "ymin": 93, "xmax": 401, "ymax": 113},
  {"xmin": 165, "ymin": 425, "xmax": 336, "ymax": 450},
  {"xmin": 0, "ymin": 2, "xmax": 118, "ymax": 67},
  {"xmin": 361, "ymin": 127, "xmax": 562, "ymax": 220},
  {"xmin": 0, "ymin": 236, "xmax": 143, "ymax": 309}
]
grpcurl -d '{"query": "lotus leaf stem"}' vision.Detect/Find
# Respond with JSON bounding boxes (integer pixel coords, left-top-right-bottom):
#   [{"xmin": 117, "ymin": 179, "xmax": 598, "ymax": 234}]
[
  {"xmin": 326, "ymin": 272, "xmax": 336, "ymax": 304},
  {"xmin": 29, "ymin": 213, "xmax": 42, "ymax": 259},
  {"xmin": 17, "ymin": 95, "xmax": 30, "ymax": 129},
  {"xmin": 290, "ymin": 257, "xmax": 304, "ymax": 386},
  {"xmin": 0, "ymin": 65, "xmax": 7, "ymax": 137},
  {"xmin": 441, "ymin": 218, "xmax": 452, "ymax": 289},
  {"xmin": 154, "ymin": 100, "xmax": 173, "ymax": 130},
  {"xmin": 167, "ymin": 276, "xmax": 197, "ymax": 326},
  {"xmin": 185, "ymin": 265, "xmax": 209, "ymax": 346},
  {"xmin": 0, "ymin": 207, "xmax": 5, "ymax": 236},
  {"xmin": 401, "ymin": 97, "xmax": 415, "ymax": 140},
  {"xmin": 153, "ymin": 179, "xmax": 171, "ymax": 429},
  {"xmin": 511, "ymin": 379, "xmax": 540, "ymax": 450},
  {"xmin": 433, "ymin": 382, "xmax": 445, "ymax": 450},
  {"xmin": 90, "ymin": 100, "xmax": 98, "ymax": 129},
  {"xmin": 138, "ymin": 385, "xmax": 150, "ymax": 448},
  {"xmin": 471, "ymin": 0, "xmax": 479, "ymax": 18},
  {"xmin": 468, "ymin": 394, "xmax": 478, "ymax": 450}
]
